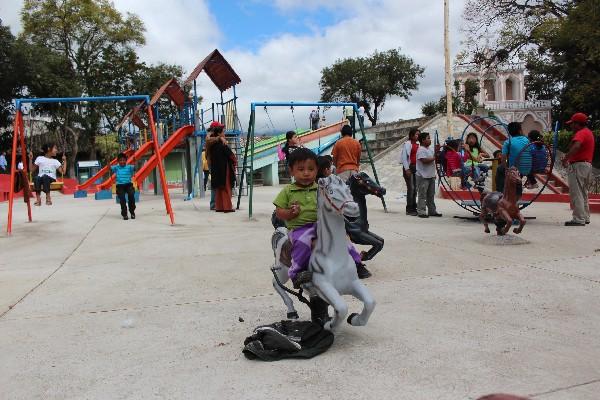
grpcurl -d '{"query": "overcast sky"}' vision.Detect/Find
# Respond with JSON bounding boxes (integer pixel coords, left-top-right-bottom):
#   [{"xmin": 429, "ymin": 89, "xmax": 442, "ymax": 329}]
[{"xmin": 1, "ymin": 0, "xmax": 466, "ymax": 130}]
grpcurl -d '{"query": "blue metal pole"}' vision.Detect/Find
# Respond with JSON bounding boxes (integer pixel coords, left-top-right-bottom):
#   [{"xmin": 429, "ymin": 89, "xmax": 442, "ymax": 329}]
[
  {"xmin": 16, "ymin": 95, "xmax": 150, "ymax": 105},
  {"xmin": 193, "ymin": 80, "xmax": 198, "ymax": 121},
  {"xmin": 251, "ymin": 101, "xmax": 358, "ymax": 108}
]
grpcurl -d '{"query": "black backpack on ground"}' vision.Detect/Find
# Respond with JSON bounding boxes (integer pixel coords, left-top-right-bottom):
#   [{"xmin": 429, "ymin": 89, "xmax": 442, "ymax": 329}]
[{"xmin": 243, "ymin": 320, "xmax": 334, "ymax": 361}]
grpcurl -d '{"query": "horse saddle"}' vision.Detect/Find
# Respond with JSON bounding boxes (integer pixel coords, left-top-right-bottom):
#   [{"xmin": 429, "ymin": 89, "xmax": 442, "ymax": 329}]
[{"xmin": 279, "ymin": 239, "xmax": 292, "ymax": 268}]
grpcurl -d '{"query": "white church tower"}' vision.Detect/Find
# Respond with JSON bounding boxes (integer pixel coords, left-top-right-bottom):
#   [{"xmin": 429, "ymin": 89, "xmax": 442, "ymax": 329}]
[{"xmin": 454, "ymin": 62, "xmax": 552, "ymax": 132}]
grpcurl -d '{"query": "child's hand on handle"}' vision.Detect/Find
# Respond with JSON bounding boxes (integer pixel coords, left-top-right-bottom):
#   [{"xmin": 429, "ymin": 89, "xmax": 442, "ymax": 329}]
[{"xmin": 290, "ymin": 202, "xmax": 301, "ymax": 217}]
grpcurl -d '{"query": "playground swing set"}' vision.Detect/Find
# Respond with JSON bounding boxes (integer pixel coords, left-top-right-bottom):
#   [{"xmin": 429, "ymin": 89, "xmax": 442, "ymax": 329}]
[
  {"xmin": 6, "ymin": 51, "xmax": 390, "ymax": 234},
  {"xmin": 5, "ymin": 49, "xmax": 244, "ymax": 235},
  {"xmin": 6, "ymin": 95, "xmax": 173, "ymax": 235},
  {"xmin": 236, "ymin": 101, "xmax": 387, "ymax": 219}
]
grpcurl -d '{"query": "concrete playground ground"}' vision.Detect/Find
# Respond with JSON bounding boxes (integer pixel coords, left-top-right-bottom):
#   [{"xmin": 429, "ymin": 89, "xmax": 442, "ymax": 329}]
[{"xmin": 1, "ymin": 186, "xmax": 599, "ymax": 400}]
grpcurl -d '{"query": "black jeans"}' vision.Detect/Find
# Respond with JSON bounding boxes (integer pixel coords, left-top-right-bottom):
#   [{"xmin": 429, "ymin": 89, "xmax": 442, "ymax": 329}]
[
  {"xmin": 495, "ymin": 166, "xmax": 523, "ymax": 198},
  {"xmin": 116, "ymin": 183, "xmax": 136, "ymax": 216},
  {"xmin": 203, "ymin": 170, "xmax": 209, "ymax": 191},
  {"xmin": 403, "ymin": 164, "xmax": 417, "ymax": 212},
  {"xmin": 34, "ymin": 175, "xmax": 55, "ymax": 194}
]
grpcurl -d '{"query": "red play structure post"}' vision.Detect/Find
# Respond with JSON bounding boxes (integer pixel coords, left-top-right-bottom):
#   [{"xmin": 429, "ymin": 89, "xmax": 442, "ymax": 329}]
[
  {"xmin": 146, "ymin": 104, "xmax": 175, "ymax": 224},
  {"xmin": 6, "ymin": 110, "xmax": 22, "ymax": 234}
]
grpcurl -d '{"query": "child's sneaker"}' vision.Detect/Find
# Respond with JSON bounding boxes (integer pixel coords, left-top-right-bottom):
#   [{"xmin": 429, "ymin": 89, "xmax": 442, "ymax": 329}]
[
  {"xmin": 292, "ymin": 271, "xmax": 313, "ymax": 288},
  {"xmin": 130, "ymin": 212, "xmax": 136, "ymax": 219},
  {"xmin": 356, "ymin": 263, "xmax": 372, "ymax": 279},
  {"xmin": 122, "ymin": 214, "xmax": 129, "ymax": 220}
]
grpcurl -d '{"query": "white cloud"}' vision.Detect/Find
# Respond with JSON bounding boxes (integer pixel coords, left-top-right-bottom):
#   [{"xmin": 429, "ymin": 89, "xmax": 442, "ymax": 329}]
[
  {"xmin": 3, "ymin": 0, "xmax": 467, "ymax": 130},
  {"xmin": 223, "ymin": 0, "xmax": 466, "ymax": 129},
  {"xmin": 111, "ymin": 0, "xmax": 220, "ymax": 72},
  {"xmin": 0, "ymin": 0, "xmax": 22, "ymax": 33}
]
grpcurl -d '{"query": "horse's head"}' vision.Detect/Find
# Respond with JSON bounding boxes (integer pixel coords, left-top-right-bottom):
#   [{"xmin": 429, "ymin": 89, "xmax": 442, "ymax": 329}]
[
  {"xmin": 348, "ymin": 171, "xmax": 387, "ymax": 198},
  {"xmin": 506, "ymin": 166, "xmax": 521, "ymax": 184},
  {"xmin": 318, "ymin": 174, "xmax": 360, "ymax": 218}
]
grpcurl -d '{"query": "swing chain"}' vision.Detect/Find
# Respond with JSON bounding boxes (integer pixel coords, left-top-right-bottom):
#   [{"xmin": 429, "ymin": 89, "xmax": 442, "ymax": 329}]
[
  {"xmin": 290, "ymin": 105, "xmax": 298, "ymax": 130},
  {"xmin": 264, "ymin": 106, "xmax": 276, "ymax": 131}
]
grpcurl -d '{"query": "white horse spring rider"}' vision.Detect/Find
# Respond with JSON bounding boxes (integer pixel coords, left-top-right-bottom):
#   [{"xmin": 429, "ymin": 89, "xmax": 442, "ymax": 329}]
[{"xmin": 271, "ymin": 174, "xmax": 376, "ymax": 331}]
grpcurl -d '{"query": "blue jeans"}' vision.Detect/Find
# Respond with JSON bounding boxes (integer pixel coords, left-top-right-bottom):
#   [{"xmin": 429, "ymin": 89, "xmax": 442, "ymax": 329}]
[{"xmin": 462, "ymin": 164, "xmax": 489, "ymax": 187}]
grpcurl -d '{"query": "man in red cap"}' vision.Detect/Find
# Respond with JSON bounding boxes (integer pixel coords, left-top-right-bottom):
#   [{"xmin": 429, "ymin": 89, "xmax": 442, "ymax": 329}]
[{"xmin": 561, "ymin": 112, "xmax": 595, "ymax": 226}]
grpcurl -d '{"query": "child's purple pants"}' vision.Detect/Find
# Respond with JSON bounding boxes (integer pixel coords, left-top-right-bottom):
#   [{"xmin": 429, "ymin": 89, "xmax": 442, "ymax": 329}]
[{"xmin": 288, "ymin": 222, "xmax": 362, "ymax": 280}]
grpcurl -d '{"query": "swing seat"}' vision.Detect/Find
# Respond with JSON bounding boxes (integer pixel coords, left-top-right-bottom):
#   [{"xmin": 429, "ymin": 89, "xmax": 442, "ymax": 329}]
[{"xmin": 29, "ymin": 181, "xmax": 64, "ymax": 191}]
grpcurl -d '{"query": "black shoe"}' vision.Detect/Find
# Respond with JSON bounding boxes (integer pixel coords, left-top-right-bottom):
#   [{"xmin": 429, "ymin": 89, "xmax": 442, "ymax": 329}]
[
  {"xmin": 356, "ymin": 263, "xmax": 372, "ymax": 279},
  {"xmin": 292, "ymin": 271, "xmax": 313, "ymax": 288},
  {"xmin": 310, "ymin": 296, "xmax": 330, "ymax": 327},
  {"xmin": 586, "ymin": 221, "xmax": 590, "ymax": 225},
  {"xmin": 130, "ymin": 212, "xmax": 135, "ymax": 219},
  {"xmin": 418, "ymin": 214, "xmax": 429, "ymax": 218},
  {"xmin": 406, "ymin": 210, "xmax": 418, "ymax": 216},
  {"xmin": 429, "ymin": 212, "xmax": 443, "ymax": 217},
  {"xmin": 122, "ymin": 215, "xmax": 129, "ymax": 220},
  {"xmin": 564, "ymin": 220, "xmax": 585, "ymax": 226}
]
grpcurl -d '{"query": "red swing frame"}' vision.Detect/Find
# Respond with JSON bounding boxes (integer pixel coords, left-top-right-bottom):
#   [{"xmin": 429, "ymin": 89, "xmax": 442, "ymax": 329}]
[{"xmin": 6, "ymin": 96, "xmax": 174, "ymax": 235}]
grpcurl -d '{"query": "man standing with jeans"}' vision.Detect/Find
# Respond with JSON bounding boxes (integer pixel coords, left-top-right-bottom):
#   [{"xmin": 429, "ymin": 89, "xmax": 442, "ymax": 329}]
[
  {"xmin": 332, "ymin": 124, "xmax": 361, "ymax": 182},
  {"xmin": 400, "ymin": 128, "xmax": 419, "ymax": 215},
  {"xmin": 562, "ymin": 113, "xmax": 595, "ymax": 226}
]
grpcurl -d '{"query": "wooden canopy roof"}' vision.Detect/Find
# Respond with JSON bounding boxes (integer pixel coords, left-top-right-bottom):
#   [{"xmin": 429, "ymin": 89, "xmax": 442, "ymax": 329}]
[
  {"xmin": 184, "ymin": 49, "xmax": 241, "ymax": 92},
  {"xmin": 150, "ymin": 78, "xmax": 188, "ymax": 108},
  {"xmin": 116, "ymin": 101, "xmax": 146, "ymax": 130}
]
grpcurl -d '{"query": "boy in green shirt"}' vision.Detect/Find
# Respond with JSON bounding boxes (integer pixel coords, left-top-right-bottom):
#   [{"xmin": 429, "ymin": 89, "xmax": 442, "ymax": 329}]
[{"xmin": 274, "ymin": 148, "xmax": 362, "ymax": 287}]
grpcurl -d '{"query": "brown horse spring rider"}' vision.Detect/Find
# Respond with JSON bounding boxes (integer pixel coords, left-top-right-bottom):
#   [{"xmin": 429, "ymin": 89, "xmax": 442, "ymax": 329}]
[{"xmin": 479, "ymin": 166, "xmax": 526, "ymax": 235}]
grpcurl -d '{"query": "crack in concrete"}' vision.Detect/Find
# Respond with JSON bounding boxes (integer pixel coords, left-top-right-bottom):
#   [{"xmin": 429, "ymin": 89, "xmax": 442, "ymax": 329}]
[
  {"xmin": 529, "ymin": 377, "xmax": 600, "ymax": 397},
  {"xmin": 2, "ymin": 292, "xmax": 277, "ymax": 321},
  {"xmin": 0, "ymin": 208, "xmax": 110, "ymax": 319},
  {"xmin": 523, "ymin": 263, "xmax": 600, "ymax": 285}
]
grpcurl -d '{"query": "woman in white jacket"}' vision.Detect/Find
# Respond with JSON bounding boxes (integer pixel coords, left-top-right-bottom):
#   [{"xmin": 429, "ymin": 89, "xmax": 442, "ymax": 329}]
[{"xmin": 399, "ymin": 128, "xmax": 420, "ymax": 215}]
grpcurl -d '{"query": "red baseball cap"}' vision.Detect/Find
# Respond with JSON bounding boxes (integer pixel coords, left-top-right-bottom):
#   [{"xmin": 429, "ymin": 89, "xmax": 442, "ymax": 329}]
[
  {"xmin": 209, "ymin": 121, "xmax": 224, "ymax": 129},
  {"xmin": 566, "ymin": 112, "xmax": 588, "ymax": 124}
]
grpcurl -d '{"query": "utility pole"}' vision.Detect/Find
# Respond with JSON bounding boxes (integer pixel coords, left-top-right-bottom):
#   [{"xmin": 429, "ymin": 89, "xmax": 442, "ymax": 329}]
[{"xmin": 444, "ymin": 0, "xmax": 454, "ymax": 138}]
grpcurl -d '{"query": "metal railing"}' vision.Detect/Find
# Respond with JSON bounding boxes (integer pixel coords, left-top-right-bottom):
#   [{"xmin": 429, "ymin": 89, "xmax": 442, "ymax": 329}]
[
  {"xmin": 591, "ymin": 174, "xmax": 600, "ymax": 194},
  {"xmin": 454, "ymin": 61, "xmax": 527, "ymax": 74},
  {"xmin": 484, "ymin": 100, "xmax": 552, "ymax": 110}
]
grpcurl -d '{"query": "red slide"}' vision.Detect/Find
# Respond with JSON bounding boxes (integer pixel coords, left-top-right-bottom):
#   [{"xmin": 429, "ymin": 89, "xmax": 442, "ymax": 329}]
[
  {"xmin": 133, "ymin": 125, "xmax": 195, "ymax": 186},
  {"xmin": 76, "ymin": 149, "xmax": 134, "ymax": 191},
  {"xmin": 97, "ymin": 141, "xmax": 155, "ymax": 190}
]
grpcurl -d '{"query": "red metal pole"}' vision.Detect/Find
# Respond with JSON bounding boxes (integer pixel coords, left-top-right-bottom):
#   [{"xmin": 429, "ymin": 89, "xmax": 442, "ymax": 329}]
[
  {"xmin": 6, "ymin": 111, "xmax": 21, "ymax": 234},
  {"xmin": 17, "ymin": 112, "xmax": 32, "ymax": 222},
  {"xmin": 146, "ymin": 105, "xmax": 175, "ymax": 224}
]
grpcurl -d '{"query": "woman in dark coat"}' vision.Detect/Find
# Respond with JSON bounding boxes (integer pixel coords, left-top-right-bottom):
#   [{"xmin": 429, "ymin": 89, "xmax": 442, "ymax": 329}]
[{"xmin": 209, "ymin": 123, "xmax": 236, "ymax": 212}]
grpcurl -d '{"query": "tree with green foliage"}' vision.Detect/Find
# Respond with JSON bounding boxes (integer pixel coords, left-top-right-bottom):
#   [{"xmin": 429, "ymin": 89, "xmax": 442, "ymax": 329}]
[
  {"xmin": 459, "ymin": 0, "xmax": 600, "ymax": 126},
  {"xmin": 0, "ymin": 19, "xmax": 30, "ymax": 152},
  {"xmin": 20, "ymin": 0, "xmax": 146, "ymax": 174},
  {"xmin": 319, "ymin": 48, "xmax": 424, "ymax": 126},
  {"xmin": 421, "ymin": 79, "xmax": 480, "ymax": 117}
]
